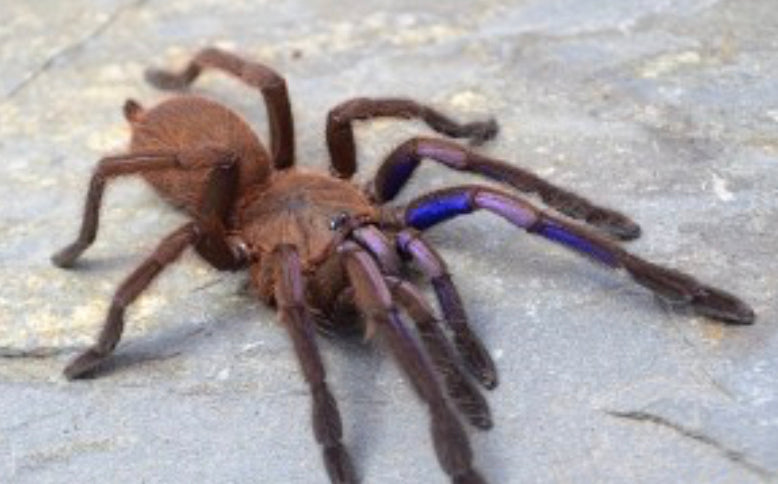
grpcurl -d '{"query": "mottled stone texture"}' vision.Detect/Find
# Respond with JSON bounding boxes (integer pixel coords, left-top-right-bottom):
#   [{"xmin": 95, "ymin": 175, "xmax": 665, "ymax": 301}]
[{"xmin": 1, "ymin": 1, "xmax": 776, "ymax": 483}]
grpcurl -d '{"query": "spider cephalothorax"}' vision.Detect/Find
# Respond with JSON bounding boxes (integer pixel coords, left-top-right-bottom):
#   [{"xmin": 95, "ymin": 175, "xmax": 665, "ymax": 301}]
[{"xmin": 53, "ymin": 48, "xmax": 755, "ymax": 484}]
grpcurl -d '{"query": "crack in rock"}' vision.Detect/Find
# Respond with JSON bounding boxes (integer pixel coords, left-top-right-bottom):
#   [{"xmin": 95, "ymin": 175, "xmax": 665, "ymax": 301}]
[
  {"xmin": 2, "ymin": 0, "xmax": 149, "ymax": 103},
  {"xmin": 605, "ymin": 409, "xmax": 774, "ymax": 481},
  {"xmin": 0, "ymin": 347, "xmax": 76, "ymax": 358}
]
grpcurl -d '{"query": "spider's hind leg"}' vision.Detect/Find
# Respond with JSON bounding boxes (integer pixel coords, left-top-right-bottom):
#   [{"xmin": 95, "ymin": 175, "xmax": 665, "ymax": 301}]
[
  {"xmin": 64, "ymin": 222, "xmax": 200, "ymax": 379},
  {"xmin": 51, "ymin": 152, "xmax": 181, "ymax": 268},
  {"xmin": 145, "ymin": 47, "xmax": 295, "ymax": 169},
  {"xmin": 63, "ymin": 154, "xmax": 247, "ymax": 379},
  {"xmin": 52, "ymin": 146, "xmax": 243, "ymax": 269}
]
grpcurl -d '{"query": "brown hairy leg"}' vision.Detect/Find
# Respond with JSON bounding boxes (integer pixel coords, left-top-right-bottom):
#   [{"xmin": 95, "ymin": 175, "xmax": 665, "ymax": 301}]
[
  {"xmin": 372, "ymin": 137, "xmax": 641, "ymax": 240},
  {"xmin": 64, "ymin": 222, "xmax": 200, "ymax": 379},
  {"xmin": 190, "ymin": 158, "xmax": 248, "ymax": 271},
  {"xmin": 326, "ymin": 98, "xmax": 498, "ymax": 179},
  {"xmin": 52, "ymin": 152, "xmax": 180, "ymax": 267},
  {"xmin": 339, "ymin": 241, "xmax": 486, "ymax": 484},
  {"xmin": 145, "ymin": 47, "xmax": 295, "ymax": 170},
  {"xmin": 271, "ymin": 245, "xmax": 356, "ymax": 484},
  {"xmin": 52, "ymin": 147, "xmax": 243, "ymax": 268},
  {"xmin": 63, "ymin": 156, "xmax": 247, "ymax": 379}
]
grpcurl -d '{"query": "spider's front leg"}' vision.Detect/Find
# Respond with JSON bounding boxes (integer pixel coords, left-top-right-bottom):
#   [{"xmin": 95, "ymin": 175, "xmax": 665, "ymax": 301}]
[
  {"xmin": 386, "ymin": 277, "xmax": 493, "ymax": 430},
  {"xmin": 396, "ymin": 229, "xmax": 498, "ymax": 390},
  {"xmin": 348, "ymin": 226, "xmax": 492, "ymax": 429},
  {"xmin": 340, "ymin": 242, "xmax": 487, "ymax": 484},
  {"xmin": 400, "ymin": 185, "xmax": 755, "ymax": 325},
  {"xmin": 270, "ymin": 245, "xmax": 356, "ymax": 484}
]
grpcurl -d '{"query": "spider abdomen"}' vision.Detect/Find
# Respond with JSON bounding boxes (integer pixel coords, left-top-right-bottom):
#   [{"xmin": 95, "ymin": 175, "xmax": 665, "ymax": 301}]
[
  {"xmin": 128, "ymin": 95, "xmax": 271, "ymax": 214},
  {"xmin": 238, "ymin": 170, "xmax": 376, "ymax": 268}
]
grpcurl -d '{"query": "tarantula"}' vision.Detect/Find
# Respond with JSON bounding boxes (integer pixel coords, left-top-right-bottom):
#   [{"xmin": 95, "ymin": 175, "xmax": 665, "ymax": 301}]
[{"xmin": 52, "ymin": 48, "xmax": 755, "ymax": 484}]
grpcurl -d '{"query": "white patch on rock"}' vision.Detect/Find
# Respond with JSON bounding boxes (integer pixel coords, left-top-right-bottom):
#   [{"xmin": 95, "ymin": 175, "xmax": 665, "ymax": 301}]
[
  {"xmin": 640, "ymin": 50, "xmax": 702, "ymax": 79},
  {"xmin": 711, "ymin": 173, "xmax": 735, "ymax": 202}
]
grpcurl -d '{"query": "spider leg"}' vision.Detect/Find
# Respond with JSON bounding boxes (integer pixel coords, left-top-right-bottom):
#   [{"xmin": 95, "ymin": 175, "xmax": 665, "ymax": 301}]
[
  {"xmin": 396, "ymin": 229, "xmax": 497, "ymax": 389},
  {"xmin": 352, "ymin": 220, "xmax": 496, "ymax": 388},
  {"xmin": 52, "ymin": 147, "xmax": 245, "ymax": 269},
  {"xmin": 346, "ymin": 226, "xmax": 491, "ymax": 427},
  {"xmin": 372, "ymin": 137, "xmax": 641, "ymax": 240},
  {"xmin": 64, "ymin": 222, "xmax": 200, "ymax": 379},
  {"xmin": 386, "ymin": 276, "xmax": 492, "ymax": 430},
  {"xmin": 339, "ymin": 241, "xmax": 487, "ymax": 484},
  {"xmin": 326, "ymin": 98, "xmax": 498, "ymax": 179},
  {"xmin": 270, "ymin": 245, "xmax": 356, "ymax": 484},
  {"xmin": 399, "ymin": 185, "xmax": 754, "ymax": 325},
  {"xmin": 350, "ymin": 225, "xmax": 403, "ymax": 276},
  {"xmin": 51, "ymin": 152, "xmax": 180, "ymax": 268},
  {"xmin": 145, "ymin": 47, "xmax": 295, "ymax": 169},
  {"xmin": 191, "ymin": 157, "xmax": 247, "ymax": 271},
  {"xmin": 63, "ymin": 156, "xmax": 247, "ymax": 379}
]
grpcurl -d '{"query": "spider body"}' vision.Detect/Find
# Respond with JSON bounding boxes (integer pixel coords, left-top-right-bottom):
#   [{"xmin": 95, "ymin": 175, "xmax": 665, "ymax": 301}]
[
  {"xmin": 129, "ymin": 95, "xmax": 270, "ymax": 213},
  {"xmin": 238, "ymin": 169, "xmax": 376, "ymax": 268},
  {"xmin": 53, "ymin": 48, "xmax": 755, "ymax": 484}
]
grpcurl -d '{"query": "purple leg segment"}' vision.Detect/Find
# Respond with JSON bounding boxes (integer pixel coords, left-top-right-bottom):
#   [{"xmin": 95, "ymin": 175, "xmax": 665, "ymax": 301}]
[
  {"xmin": 351, "ymin": 225, "xmax": 402, "ymax": 276},
  {"xmin": 405, "ymin": 188, "xmax": 474, "ymax": 230},
  {"xmin": 396, "ymin": 229, "xmax": 498, "ymax": 389},
  {"xmin": 373, "ymin": 137, "xmax": 641, "ymax": 240},
  {"xmin": 407, "ymin": 185, "xmax": 618, "ymax": 267},
  {"xmin": 386, "ymin": 276, "xmax": 492, "ymax": 429},
  {"xmin": 530, "ymin": 219, "xmax": 618, "ymax": 267},
  {"xmin": 402, "ymin": 185, "xmax": 755, "ymax": 325}
]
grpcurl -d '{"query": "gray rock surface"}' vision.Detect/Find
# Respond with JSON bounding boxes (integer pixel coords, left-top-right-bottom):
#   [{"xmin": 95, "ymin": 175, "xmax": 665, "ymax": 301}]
[{"xmin": 1, "ymin": 1, "xmax": 776, "ymax": 482}]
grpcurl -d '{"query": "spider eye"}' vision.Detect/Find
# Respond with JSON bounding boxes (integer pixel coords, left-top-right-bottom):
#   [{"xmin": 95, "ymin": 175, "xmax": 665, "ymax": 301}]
[{"xmin": 329, "ymin": 211, "xmax": 350, "ymax": 231}]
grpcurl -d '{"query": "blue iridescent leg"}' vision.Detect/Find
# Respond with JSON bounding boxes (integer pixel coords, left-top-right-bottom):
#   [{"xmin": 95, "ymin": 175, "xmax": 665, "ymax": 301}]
[
  {"xmin": 401, "ymin": 185, "xmax": 755, "ymax": 325},
  {"xmin": 371, "ymin": 137, "xmax": 641, "ymax": 241},
  {"xmin": 396, "ymin": 229, "xmax": 498, "ymax": 389}
]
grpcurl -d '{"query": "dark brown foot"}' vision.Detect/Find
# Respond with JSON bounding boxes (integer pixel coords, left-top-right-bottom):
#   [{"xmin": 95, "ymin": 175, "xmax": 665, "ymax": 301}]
[
  {"xmin": 583, "ymin": 209, "xmax": 641, "ymax": 241},
  {"xmin": 447, "ymin": 376, "xmax": 493, "ymax": 430},
  {"xmin": 455, "ymin": 332, "xmax": 498, "ymax": 390},
  {"xmin": 463, "ymin": 118, "xmax": 499, "ymax": 147},
  {"xmin": 626, "ymin": 260, "xmax": 756, "ymax": 324},
  {"xmin": 144, "ymin": 67, "xmax": 193, "ymax": 90},
  {"xmin": 691, "ymin": 286, "xmax": 755, "ymax": 324},
  {"xmin": 430, "ymin": 407, "xmax": 483, "ymax": 484},
  {"xmin": 454, "ymin": 469, "xmax": 489, "ymax": 484},
  {"xmin": 51, "ymin": 242, "xmax": 87, "ymax": 268},
  {"xmin": 323, "ymin": 443, "xmax": 358, "ymax": 484},
  {"xmin": 63, "ymin": 348, "xmax": 108, "ymax": 380}
]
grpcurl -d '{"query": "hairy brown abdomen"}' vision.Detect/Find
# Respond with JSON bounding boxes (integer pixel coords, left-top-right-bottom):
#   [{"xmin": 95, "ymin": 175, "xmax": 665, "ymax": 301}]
[{"xmin": 129, "ymin": 95, "xmax": 271, "ymax": 215}]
